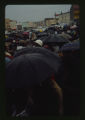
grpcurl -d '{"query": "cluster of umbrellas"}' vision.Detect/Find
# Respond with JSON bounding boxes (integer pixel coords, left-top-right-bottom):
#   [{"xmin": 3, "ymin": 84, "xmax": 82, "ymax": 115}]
[
  {"xmin": 36, "ymin": 34, "xmax": 71, "ymax": 49},
  {"xmin": 5, "ymin": 24, "xmax": 80, "ymax": 117},
  {"xmin": 6, "ymin": 37, "xmax": 80, "ymax": 88}
]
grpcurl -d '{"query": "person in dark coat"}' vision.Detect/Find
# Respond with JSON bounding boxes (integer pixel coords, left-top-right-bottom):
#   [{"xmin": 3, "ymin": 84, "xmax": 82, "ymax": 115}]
[
  {"xmin": 6, "ymin": 77, "xmax": 63, "ymax": 117},
  {"xmin": 55, "ymin": 49, "xmax": 80, "ymax": 115}
]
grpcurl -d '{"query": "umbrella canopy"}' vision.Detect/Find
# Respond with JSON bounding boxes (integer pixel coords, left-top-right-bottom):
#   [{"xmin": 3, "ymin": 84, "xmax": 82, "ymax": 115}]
[
  {"xmin": 58, "ymin": 33, "xmax": 72, "ymax": 40},
  {"xmin": 37, "ymin": 35, "xmax": 48, "ymax": 41},
  {"xmin": 6, "ymin": 51, "xmax": 61, "ymax": 88},
  {"xmin": 14, "ymin": 46, "xmax": 60, "ymax": 58},
  {"xmin": 73, "ymin": 38, "xmax": 80, "ymax": 43},
  {"xmin": 37, "ymin": 32, "xmax": 48, "ymax": 38},
  {"xmin": 40, "ymin": 34, "xmax": 69, "ymax": 45},
  {"xmin": 60, "ymin": 40, "xmax": 80, "ymax": 52}
]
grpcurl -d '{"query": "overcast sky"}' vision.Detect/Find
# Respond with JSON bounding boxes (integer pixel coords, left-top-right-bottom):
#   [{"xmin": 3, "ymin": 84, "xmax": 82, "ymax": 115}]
[{"xmin": 5, "ymin": 5, "xmax": 71, "ymax": 22}]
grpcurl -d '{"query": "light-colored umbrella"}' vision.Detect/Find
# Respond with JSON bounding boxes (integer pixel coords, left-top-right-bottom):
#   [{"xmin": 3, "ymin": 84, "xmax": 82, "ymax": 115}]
[{"xmin": 58, "ymin": 33, "xmax": 72, "ymax": 40}]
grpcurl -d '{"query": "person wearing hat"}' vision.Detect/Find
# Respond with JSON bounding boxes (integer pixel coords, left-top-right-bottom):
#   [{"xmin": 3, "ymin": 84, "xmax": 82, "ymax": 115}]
[{"xmin": 33, "ymin": 40, "xmax": 43, "ymax": 47}]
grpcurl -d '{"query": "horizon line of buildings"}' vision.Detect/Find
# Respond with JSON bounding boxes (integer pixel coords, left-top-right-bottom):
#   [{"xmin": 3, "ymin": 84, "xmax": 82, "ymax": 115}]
[
  {"xmin": 5, "ymin": 11, "xmax": 70, "ymax": 31},
  {"xmin": 5, "ymin": 5, "xmax": 80, "ymax": 31}
]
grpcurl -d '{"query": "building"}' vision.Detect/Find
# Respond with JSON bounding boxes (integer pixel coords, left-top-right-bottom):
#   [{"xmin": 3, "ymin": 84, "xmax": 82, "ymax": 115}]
[
  {"xmin": 28, "ymin": 21, "xmax": 45, "ymax": 29},
  {"xmin": 34, "ymin": 21, "xmax": 45, "ymax": 27},
  {"xmin": 5, "ymin": 18, "xmax": 17, "ymax": 31},
  {"xmin": 5, "ymin": 18, "xmax": 11, "ymax": 31},
  {"xmin": 58, "ymin": 12, "xmax": 71, "ymax": 24},
  {"xmin": 70, "ymin": 5, "xmax": 80, "ymax": 25},
  {"xmin": 44, "ymin": 18, "xmax": 58, "ymax": 27},
  {"xmin": 28, "ymin": 22, "xmax": 36, "ymax": 28},
  {"xmin": 10, "ymin": 20, "xmax": 17, "ymax": 30}
]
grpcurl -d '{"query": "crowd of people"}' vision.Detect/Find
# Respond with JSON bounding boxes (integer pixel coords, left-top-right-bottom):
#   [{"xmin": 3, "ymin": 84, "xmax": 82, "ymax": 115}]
[{"xmin": 5, "ymin": 23, "xmax": 80, "ymax": 117}]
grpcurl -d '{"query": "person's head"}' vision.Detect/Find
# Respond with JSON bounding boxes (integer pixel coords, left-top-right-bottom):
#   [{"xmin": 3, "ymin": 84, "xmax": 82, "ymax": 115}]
[{"xmin": 33, "ymin": 40, "xmax": 43, "ymax": 47}]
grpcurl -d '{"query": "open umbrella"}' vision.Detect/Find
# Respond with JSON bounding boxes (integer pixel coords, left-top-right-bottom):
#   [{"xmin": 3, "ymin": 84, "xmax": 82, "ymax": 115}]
[
  {"xmin": 60, "ymin": 40, "xmax": 80, "ymax": 52},
  {"xmin": 58, "ymin": 33, "xmax": 72, "ymax": 40},
  {"xmin": 40, "ymin": 34, "xmax": 69, "ymax": 47},
  {"xmin": 6, "ymin": 51, "xmax": 61, "ymax": 88},
  {"xmin": 37, "ymin": 32, "xmax": 48, "ymax": 38},
  {"xmin": 14, "ymin": 46, "xmax": 59, "ymax": 58}
]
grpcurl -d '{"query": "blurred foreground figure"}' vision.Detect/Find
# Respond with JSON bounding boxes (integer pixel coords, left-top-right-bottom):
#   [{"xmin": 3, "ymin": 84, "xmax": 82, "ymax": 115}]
[
  {"xmin": 6, "ymin": 79, "xmax": 63, "ymax": 117},
  {"xmin": 6, "ymin": 47, "xmax": 63, "ymax": 117},
  {"xmin": 56, "ymin": 40, "xmax": 80, "ymax": 115}
]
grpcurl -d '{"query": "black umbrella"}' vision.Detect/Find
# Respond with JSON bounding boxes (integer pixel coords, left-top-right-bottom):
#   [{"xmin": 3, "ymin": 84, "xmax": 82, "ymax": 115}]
[
  {"xmin": 14, "ymin": 46, "xmax": 59, "ymax": 58},
  {"xmin": 6, "ymin": 49, "xmax": 61, "ymax": 88},
  {"xmin": 37, "ymin": 32, "xmax": 48, "ymax": 38},
  {"xmin": 36, "ymin": 36, "xmax": 49, "ymax": 42},
  {"xmin": 41, "ymin": 34, "xmax": 69, "ymax": 44},
  {"xmin": 60, "ymin": 40, "xmax": 80, "ymax": 52},
  {"xmin": 58, "ymin": 33, "xmax": 72, "ymax": 40}
]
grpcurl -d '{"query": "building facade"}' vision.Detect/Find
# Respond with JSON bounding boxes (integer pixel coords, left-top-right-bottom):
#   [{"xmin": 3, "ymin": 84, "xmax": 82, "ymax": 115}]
[
  {"xmin": 10, "ymin": 20, "xmax": 17, "ymax": 30},
  {"xmin": 5, "ymin": 18, "xmax": 17, "ymax": 31},
  {"xmin": 28, "ymin": 22, "xmax": 37, "ymax": 28},
  {"xmin": 58, "ymin": 12, "xmax": 71, "ymax": 24},
  {"xmin": 5, "ymin": 18, "xmax": 11, "ymax": 31},
  {"xmin": 44, "ymin": 18, "xmax": 58, "ymax": 27},
  {"xmin": 34, "ymin": 21, "xmax": 45, "ymax": 27}
]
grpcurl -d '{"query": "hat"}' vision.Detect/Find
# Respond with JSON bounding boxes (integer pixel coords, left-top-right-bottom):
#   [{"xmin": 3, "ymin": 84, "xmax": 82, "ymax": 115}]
[
  {"xmin": 34, "ymin": 40, "xmax": 43, "ymax": 47},
  {"xmin": 5, "ymin": 52, "xmax": 11, "ymax": 56}
]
